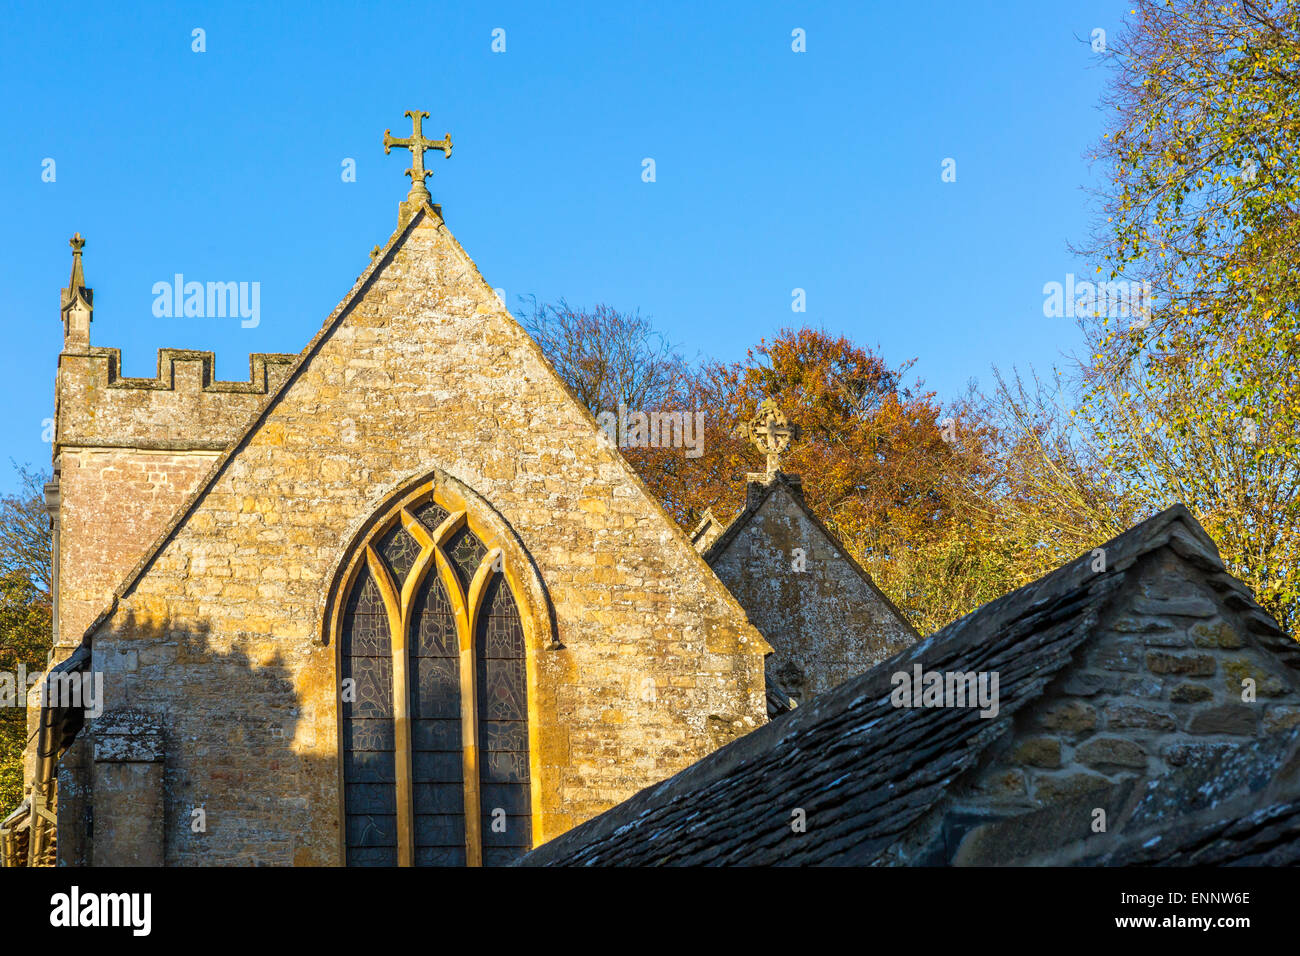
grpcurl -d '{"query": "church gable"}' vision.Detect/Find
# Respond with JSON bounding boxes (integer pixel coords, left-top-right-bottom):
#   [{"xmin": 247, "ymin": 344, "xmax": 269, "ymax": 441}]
[
  {"xmin": 519, "ymin": 505, "xmax": 1300, "ymax": 867},
  {"xmin": 74, "ymin": 185, "xmax": 769, "ymax": 865},
  {"xmin": 919, "ymin": 539, "xmax": 1300, "ymax": 864},
  {"xmin": 703, "ymin": 403, "xmax": 918, "ymax": 706}
]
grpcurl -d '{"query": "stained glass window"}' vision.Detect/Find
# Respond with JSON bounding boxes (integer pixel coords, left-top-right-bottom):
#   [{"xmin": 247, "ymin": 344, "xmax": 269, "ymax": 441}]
[
  {"xmin": 476, "ymin": 575, "xmax": 532, "ymax": 866},
  {"xmin": 376, "ymin": 522, "xmax": 420, "ymax": 583},
  {"xmin": 409, "ymin": 559, "xmax": 466, "ymax": 867},
  {"xmin": 340, "ymin": 499, "xmax": 531, "ymax": 867},
  {"xmin": 412, "ymin": 500, "xmax": 450, "ymax": 533},
  {"xmin": 446, "ymin": 524, "xmax": 486, "ymax": 592},
  {"xmin": 341, "ymin": 568, "xmax": 397, "ymax": 866}
]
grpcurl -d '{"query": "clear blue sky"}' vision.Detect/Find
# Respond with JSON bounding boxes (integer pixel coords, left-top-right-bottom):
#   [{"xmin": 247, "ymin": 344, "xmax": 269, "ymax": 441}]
[{"xmin": 0, "ymin": 0, "xmax": 1129, "ymax": 494}]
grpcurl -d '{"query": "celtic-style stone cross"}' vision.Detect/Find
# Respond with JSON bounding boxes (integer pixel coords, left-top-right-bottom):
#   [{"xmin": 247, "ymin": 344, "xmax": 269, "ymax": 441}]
[
  {"xmin": 743, "ymin": 398, "xmax": 800, "ymax": 475},
  {"xmin": 383, "ymin": 110, "xmax": 452, "ymax": 202}
]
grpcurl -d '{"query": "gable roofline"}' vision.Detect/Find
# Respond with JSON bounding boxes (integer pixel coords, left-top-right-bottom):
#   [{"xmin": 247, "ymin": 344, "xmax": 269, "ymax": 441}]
[
  {"xmin": 519, "ymin": 503, "xmax": 1293, "ymax": 865},
  {"xmin": 689, "ymin": 508, "xmax": 722, "ymax": 549},
  {"xmin": 702, "ymin": 471, "xmax": 921, "ymax": 640},
  {"xmin": 75, "ymin": 202, "xmax": 430, "ymax": 643},
  {"xmin": 893, "ymin": 502, "xmax": 1294, "ymax": 673},
  {"xmin": 78, "ymin": 200, "xmax": 771, "ymax": 656}
]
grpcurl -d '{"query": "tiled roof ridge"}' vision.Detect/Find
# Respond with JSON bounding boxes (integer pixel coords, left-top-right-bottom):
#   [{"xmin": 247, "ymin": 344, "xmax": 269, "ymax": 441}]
[{"xmin": 520, "ymin": 503, "xmax": 1286, "ymax": 865}]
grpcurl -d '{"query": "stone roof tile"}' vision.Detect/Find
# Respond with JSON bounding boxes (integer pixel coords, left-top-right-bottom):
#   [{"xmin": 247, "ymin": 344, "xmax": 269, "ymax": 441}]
[{"xmin": 520, "ymin": 504, "xmax": 1290, "ymax": 866}]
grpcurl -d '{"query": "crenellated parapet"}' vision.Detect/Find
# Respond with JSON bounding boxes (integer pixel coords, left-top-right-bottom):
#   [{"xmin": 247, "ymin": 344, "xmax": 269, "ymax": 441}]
[
  {"xmin": 44, "ymin": 235, "xmax": 302, "ymax": 654},
  {"xmin": 76, "ymin": 346, "xmax": 294, "ymax": 394},
  {"xmin": 56, "ymin": 347, "xmax": 296, "ymax": 452}
]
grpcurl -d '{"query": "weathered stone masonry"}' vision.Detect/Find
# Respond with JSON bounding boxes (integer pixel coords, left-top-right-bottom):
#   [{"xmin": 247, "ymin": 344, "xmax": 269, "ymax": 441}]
[
  {"xmin": 704, "ymin": 470, "xmax": 918, "ymax": 705},
  {"xmin": 53, "ymin": 348, "xmax": 295, "ymax": 650},
  {"xmin": 50, "ymin": 200, "xmax": 770, "ymax": 865},
  {"xmin": 944, "ymin": 546, "xmax": 1300, "ymax": 865}
]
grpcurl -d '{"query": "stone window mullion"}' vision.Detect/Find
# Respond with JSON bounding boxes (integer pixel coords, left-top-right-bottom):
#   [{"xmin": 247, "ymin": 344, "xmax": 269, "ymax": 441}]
[{"xmin": 338, "ymin": 484, "xmax": 534, "ymax": 868}]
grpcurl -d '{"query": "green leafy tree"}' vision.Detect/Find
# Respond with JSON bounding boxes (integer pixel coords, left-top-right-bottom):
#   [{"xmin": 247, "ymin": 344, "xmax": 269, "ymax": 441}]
[
  {"xmin": 0, "ymin": 466, "xmax": 53, "ymax": 817},
  {"xmin": 1079, "ymin": 0, "xmax": 1300, "ymax": 631}
]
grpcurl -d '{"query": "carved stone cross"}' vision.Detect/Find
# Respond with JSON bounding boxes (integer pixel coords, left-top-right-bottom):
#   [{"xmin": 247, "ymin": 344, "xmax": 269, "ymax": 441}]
[
  {"xmin": 383, "ymin": 110, "xmax": 452, "ymax": 201},
  {"xmin": 743, "ymin": 398, "xmax": 800, "ymax": 475}
]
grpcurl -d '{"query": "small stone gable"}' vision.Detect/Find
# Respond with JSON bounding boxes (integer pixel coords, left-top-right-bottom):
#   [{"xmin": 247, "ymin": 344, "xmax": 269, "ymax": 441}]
[
  {"xmin": 519, "ymin": 504, "xmax": 1300, "ymax": 866},
  {"xmin": 919, "ymin": 537, "xmax": 1300, "ymax": 865},
  {"xmin": 60, "ymin": 198, "xmax": 771, "ymax": 864},
  {"xmin": 703, "ymin": 470, "xmax": 918, "ymax": 707}
]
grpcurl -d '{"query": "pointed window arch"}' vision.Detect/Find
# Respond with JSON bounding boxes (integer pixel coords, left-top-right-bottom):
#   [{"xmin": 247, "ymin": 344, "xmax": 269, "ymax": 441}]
[{"xmin": 332, "ymin": 483, "xmax": 538, "ymax": 867}]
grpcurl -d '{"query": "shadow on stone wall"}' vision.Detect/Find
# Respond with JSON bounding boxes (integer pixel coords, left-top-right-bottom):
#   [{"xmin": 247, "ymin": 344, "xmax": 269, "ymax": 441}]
[{"xmin": 62, "ymin": 609, "xmax": 337, "ymax": 866}]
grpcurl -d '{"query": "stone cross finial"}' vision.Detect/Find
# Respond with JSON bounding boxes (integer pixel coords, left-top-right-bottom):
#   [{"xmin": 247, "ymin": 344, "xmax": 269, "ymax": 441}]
[
  {"xmin": 383, "ymin": 110, "xmax": 452, "ymax": 202},
  {"xmin": 65, "ymin": 232, "xmax": 88, "ymax": 297},
  {"xmin": 743, "ymin": 398, "xmax": 800, "ymax": 475}
]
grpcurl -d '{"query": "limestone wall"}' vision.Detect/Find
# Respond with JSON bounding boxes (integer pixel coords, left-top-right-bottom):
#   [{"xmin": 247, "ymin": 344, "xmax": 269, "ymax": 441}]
[
  {"xmin": 86, "ymin": 205, "xmax": 769, "ymax": 865},
  {"xmin": 53, "ymin": 347, "xmax": 295, "ymax": 649},
  {"xmin": 57, "ymin": 449, "xmax": 219, "ymax": 650},
  {"xmin": 708, "ymin": 479, "xmax": 916, "ymax": 703},
  {"xmin": 936, "ymin": 547, "xmax": 1300, "ymax": 864}
]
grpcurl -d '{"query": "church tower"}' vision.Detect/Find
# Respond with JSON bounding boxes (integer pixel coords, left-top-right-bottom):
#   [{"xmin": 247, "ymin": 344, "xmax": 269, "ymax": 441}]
[{"xmin": 10, "ymin": 111, "xmax": 772, "ymax": 868}]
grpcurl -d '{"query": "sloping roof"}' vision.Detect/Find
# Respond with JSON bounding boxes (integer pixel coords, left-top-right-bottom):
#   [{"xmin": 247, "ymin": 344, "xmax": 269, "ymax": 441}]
[
  {"xmin": 701, "ymin": 472, "xmax": 920, "ymax": 642},
  {"xmin": 1090, "ymin": 798, "xmax": 1300, "ymax": 865},
  {"xmin": 689, "ymin": 508, "xmax": 724, "ymax": 552},
  {"xmin": 519, "ymin": 504, "xmax": 1294, "ymax": 866},
  {"xmin": 1069, "ymin": 726, "xmax": 1300, "ymax": 865},
  {"xmin": 73, "ymin": 198, "xmax": 770, "ymax": 659},
  {"xmin": 45, "ymin": 643, "xmax": 92, "ymax": 754}
]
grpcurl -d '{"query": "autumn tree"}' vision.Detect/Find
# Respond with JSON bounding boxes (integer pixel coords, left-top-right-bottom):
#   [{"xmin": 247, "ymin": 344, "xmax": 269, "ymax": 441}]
[
  {"xmin": 972, "ymin": 370, "xmax": 1134, "ymax": 574},
  {"xmin": 1087, "ymin": 1, "xmax": 1300, "ymax": 441},
  {"xmin": 623, "ymin": 328, "xmax": 1007, "ymax": 632},
  {"xmin": 1080, "ymin": 0, "xmax": 1300, "ymax": 631},
  {"xmin": 627, "ymin": 329, "xmax": 946, "ymax": 536},
  {"xmin": 1076, "ymin": 308, "xmax": 1300, "ymax": 631},
  {"xmin": 518, "ymin": 298, "xmax": 690, "ymax": 416},
  {"xmin": 0, "ymin": 466, "xmax": 53, "ymax": 816}
]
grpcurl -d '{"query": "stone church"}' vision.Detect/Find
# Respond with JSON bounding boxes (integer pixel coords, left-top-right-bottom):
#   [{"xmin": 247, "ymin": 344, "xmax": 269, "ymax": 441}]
[
  {"xmin": 525, "ymin": 505, "xmax": 1300, "ymax": 867},
  {"xmin": 1, "ymin": 112, "xmax": 916, "ymax": 867},
  {"xmin": 693, "ymin": 406, "xmax": 917, "ymax": 711}
]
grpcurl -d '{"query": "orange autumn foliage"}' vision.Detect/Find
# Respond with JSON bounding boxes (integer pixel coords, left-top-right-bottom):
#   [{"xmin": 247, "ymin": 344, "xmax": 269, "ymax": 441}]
[{"xmin": 624, "ymin": 328, "xmax": 1003, "ymax": 631}]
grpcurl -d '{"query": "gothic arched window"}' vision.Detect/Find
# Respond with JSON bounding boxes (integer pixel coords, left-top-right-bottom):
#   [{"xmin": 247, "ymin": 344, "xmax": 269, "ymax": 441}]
[{"xmin": 339, "ymin": 496, "xmax": 532, "ymax": 867}]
